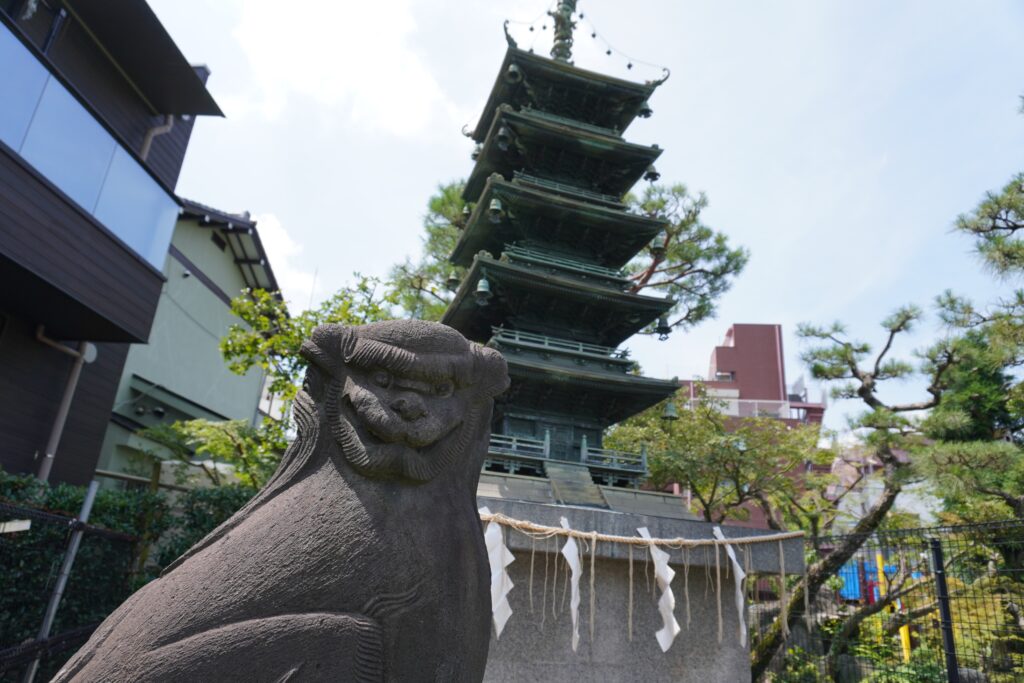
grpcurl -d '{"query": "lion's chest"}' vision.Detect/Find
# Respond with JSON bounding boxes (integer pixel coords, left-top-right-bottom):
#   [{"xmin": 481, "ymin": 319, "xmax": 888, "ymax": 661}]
[{"xmin": 243, "ymin": 462, "xmax": 488, "ymax": 625}]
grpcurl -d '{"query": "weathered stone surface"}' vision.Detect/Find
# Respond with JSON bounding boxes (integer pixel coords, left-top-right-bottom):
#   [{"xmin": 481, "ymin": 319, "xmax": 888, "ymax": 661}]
[
  {"xmin": 55, "ymin": 321, "xmax": 509, "ymax": 683},
  {"xmin": 479, "ymin": 498, "xmax": 805, "ymax": 683}
]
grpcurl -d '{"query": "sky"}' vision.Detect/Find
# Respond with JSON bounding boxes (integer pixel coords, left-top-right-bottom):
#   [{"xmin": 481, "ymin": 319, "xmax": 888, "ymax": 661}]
[{"xmin": 149, "ymin": 0, "xmax": 1024, "ymax": 434}]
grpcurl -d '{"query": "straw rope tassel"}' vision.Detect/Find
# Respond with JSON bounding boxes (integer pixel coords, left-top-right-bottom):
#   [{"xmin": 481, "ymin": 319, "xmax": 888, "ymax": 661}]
[
  {"xmin": 683, "ymin": 547, "xmax": 691, "ymax": 628},
  {"xmin": 645, "ymin": 547, "xmax": 651, "ymax": 594},
  {"xmin": 705, "ymin": 547, "xmax": 712, "ymax": 599},
  {"xmin": 778, "ymin": 540, "xmax": 789, "ymax": 638},
  {"xmin": 551, "ymin": 537, "xmax": 558, "ymax": 618},
  {"xmin": 589, "ymin": 531, "xmax": 597, "ymax": 643},
  {"xmin": 715, "ymin": 543, "xmax": 723, "ymax": 644},
  {"xmin": 628, "ymin": 544, "xmax": 634, "ymax": 642},
  {"xmin": 529, "ymin": 536, "xmax": 536, "ymax": 614},
  {"xmin": 541, "ymin": 537, "xmax": 550, "ymax": 628}
]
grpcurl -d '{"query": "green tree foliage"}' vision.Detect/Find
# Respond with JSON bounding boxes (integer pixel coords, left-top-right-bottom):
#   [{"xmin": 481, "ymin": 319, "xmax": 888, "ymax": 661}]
[
  {"xmin": 605, "ymin": 388, "xmax": 825, "ymax": 528},
  {"xmin": 221, "ymin": 275, "xmax": 397, "ymax": 406},
  {"xmin": 956, "ymin": 172, "xmax": 1024, "ymax": 275},
  {"xmin": 921, "ymin": 329, "xmax": 1020, "ymax": 443},
  {"xmin": 139, "ymin": 419, "xmax": 287, "ymax": 489},
  {"xmin": 625, "ymin": 183, "xmax": 749, "ymax": 331},
  {"xmin": 388, "ymin": 180, "xmax": 467, "ymax": 321}
]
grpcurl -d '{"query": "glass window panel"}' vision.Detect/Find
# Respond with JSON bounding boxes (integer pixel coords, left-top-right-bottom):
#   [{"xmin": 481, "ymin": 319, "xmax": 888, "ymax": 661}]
[
  {"xmin": 0, "ymin": 28, "xmax": 48, "ymax": 150},
  {"xmin": 20, "ymin": 77, "xmax": 116, "ymax": 211},
  {"xmin": 93, "ymin": 147, "xmax": 178, "ymax": 267}
]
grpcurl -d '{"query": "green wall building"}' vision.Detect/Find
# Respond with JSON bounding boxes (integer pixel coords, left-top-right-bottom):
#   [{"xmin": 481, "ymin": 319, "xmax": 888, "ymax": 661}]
[{"xmin": 96, "ymin": 200, "xmax": 280, "ymax": 485}]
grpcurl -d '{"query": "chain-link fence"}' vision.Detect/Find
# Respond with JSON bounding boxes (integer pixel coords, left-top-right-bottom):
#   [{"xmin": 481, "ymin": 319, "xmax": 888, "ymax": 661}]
[
  {"xmin": 0, "ymin": 502, "xmax": 138, "ymax": 682},
  {"xmin": 752, "ymin": 519, "xmax": 1024, "ymax": 682}
]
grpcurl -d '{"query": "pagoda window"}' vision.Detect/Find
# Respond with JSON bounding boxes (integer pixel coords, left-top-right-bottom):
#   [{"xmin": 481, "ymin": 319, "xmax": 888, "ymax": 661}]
[{"xmin": 506, "ymin": 417, "xmax": 537, "ymax": 438}]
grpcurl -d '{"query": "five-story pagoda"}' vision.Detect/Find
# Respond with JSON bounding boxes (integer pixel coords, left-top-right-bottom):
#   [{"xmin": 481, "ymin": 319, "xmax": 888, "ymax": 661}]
[{"xmin": 443, "ymin": 2, "xmax": 678, "ymax": 491}]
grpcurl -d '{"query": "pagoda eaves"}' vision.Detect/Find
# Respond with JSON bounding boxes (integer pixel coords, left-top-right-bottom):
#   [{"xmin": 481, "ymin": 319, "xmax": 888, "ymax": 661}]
[
  {"xmin": 442, "ymin": 255, "xmax": 672, "ymax": 348},
  {"xmin": 451, "ymin": 175, "xmax": 666, "ymax": 270},
  {"xmin": 463, "ymin": 107, "xmax": 662, "ymax": 203},
  {"xmin": 470, "ymin": 47, "xmax": 662, "ymax": 143}
]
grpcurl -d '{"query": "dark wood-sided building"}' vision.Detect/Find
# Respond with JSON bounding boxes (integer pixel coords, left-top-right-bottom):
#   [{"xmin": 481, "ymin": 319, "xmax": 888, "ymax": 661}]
[{"xmin": 0, "ymin": 0, "xmax": 221, "ymax": 484}]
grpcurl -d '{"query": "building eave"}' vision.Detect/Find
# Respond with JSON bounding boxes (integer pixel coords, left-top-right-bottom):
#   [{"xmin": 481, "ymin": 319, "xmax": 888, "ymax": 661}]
[
  {"xmin": 63, "ymin": 0, "xmax": 223, "ymax": 116},
  {"xmin": 178, "ymin": 197, "xmax": 281, "ymax": 298}
]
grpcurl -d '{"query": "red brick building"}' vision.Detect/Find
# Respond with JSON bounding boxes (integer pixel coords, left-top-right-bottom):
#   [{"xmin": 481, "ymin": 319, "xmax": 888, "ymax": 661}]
[{"xmin": 679, "ymin": 323, "xmax": 825, "ymax": 426}]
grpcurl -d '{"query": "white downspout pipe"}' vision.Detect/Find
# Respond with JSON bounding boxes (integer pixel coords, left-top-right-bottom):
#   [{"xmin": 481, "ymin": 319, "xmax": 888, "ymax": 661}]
[
  {"xmin": 139, "ymin": 114, "xmax": 174, "ymax": 161},
  {"xmin": 35, "ymin": 326, "xmax": 97, "ymax": 482}
]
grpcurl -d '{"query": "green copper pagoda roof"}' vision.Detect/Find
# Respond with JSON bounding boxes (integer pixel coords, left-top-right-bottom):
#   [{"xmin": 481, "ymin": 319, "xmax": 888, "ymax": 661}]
[
  {"xmin": 463, "ymin": 108, "xmax": 662, "ymax": 203},
  {"xmin": 451, "ymin": 175, "xmax": 666, "ymax": 270},
  {"xmin": 501, "ymin": 354, "xmax": 679, "ymax": 426},
  {"xmin": 442, "ymin": 255, "xmax": 673, "ymax": 347},
  {"xmin": 470, "ymin": 47, "xmax": 661, "ymax": 143}
]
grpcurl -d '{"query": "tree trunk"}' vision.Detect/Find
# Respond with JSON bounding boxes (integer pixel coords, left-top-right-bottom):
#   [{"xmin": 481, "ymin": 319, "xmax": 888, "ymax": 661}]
[{"xmin": 750, "ymin": 476, "xmax": 902, "ymax": 680}]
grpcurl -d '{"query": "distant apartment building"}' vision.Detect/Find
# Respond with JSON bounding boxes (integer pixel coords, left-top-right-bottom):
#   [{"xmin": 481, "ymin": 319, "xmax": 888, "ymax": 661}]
[
  {"xmin": 96, "ymin": 200, "xmax": 280, "ymax": 485},
  {"xmin": 679, "ymin": 323, "xmax": 825, "ymax": 426},
  {"xmin": 0, "ymin": 2, "xmax": 221, "ymax": 484},
  {"xmin": 677, "ymin": 323, "xmax": 827, "ymax": 528}
]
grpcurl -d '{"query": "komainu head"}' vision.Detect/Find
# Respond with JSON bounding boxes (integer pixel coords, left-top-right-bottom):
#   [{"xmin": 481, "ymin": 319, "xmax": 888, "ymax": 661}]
[{"xmin": 300, "ymin": 320, "xmax": 509, "ymax": 482}]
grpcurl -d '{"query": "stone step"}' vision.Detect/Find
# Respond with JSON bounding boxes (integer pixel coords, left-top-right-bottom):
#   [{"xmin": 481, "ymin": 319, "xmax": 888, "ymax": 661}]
[{"xmin": 545, "ymin": 461, "xmax": 609, "ymax": 508}]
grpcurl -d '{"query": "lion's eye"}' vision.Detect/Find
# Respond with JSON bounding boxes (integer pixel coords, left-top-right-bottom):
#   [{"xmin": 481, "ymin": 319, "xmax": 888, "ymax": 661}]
[
  {"xmin": 434, "ymin": 380, "xmax": 454, "ymax": 397},
  {"xmin": 372, "ymin": 370, "xmax": 392, "ymax": 388}
]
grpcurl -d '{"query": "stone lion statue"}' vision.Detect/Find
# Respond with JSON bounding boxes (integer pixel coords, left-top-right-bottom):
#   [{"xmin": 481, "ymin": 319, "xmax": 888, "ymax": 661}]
[{"xmin": 55, "ymin": 321, "xmax": 509, "ymax": 682}]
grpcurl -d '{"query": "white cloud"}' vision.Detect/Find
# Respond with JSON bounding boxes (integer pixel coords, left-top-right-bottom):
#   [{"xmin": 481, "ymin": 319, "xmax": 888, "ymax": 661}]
[
  {"xmin": 253, "ymin": 212, "xmax": 317, "ymax": 312},
  {"xmin": 230, "ymin": 0, "xmax": 462, "ymax": 136}
]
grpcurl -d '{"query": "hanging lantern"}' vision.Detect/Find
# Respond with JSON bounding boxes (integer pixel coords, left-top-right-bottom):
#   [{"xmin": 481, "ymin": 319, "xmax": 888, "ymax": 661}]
[
  {"xmin": 644, "ymin": 164, "xmax": 660, "ymax": 182},
  {"xmin": 461, "ymin": 205, "xmax": 472, "ymax": 224},
  {"xmin": 656, "ymin": 316, "xmax": 671, "ymax": 341},
  {"xmin": 650, "ymin": 230, "xmax": 668, "ymax": 259},
  {"xmin": 638, "ymin": 100, "xmax": 653, "ymax": 118},
  {"xmin": 471, "ymin": 143, "xmax": 483, "ymax": 160},
  {"xmin": 475, "ymin": 276, "xmax": 493, "ymax": 306},
  {"xmin": 445, "ymin": 271, "xmax": 461, "ymax": 292},
  {"xmin": 488, "ymin": 198, "xmax": 505, "ymax": 223},
  {"xmin": 661, "ymin": 401, "xmax": 679, "ymax": 421},
  {"xmin": 504, "ymin": 64, "xmax": 523, "ymax": 84}
]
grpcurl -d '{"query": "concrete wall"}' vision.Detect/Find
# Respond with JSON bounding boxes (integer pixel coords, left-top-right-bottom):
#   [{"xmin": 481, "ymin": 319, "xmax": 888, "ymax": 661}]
[{"xmin": 479, "ymin": 498, "xmax": 804, "ymax": 682}]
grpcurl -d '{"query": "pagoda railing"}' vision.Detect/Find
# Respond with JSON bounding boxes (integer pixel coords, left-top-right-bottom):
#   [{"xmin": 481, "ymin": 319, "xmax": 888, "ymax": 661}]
[
  {"xmin": 521, "ymin": 107, "xmax": 622, "ymax": 139},
  {"xmin": 490, "ymin": 327, "xmax": 629, "ymax": 360},
  {"xmin": 488, "ymin": 433, "xmax": 549, "ymax": 461},
  {"xmin": 504, "ymin": 243, "xmax": 625, "ymax": 281},
  {"xmin": 486, "ymin": 432, "xmax": 648, "ymax": 478},
  {"xmin": 580, "ymin": 435, "xmax": 647, "ymax": 472},
  {"xmin": 512, "ymin": 171, "xmax": 623, "ymax": 207}
]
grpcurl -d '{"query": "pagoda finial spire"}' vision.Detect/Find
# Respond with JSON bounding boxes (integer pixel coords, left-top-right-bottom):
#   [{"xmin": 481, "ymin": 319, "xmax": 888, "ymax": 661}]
[{"xmin": 549, "ymin": 0, "xmax": 577, "ymax": 62}]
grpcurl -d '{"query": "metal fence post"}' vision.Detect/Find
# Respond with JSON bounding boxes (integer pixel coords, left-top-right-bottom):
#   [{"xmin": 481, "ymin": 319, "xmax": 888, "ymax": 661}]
[
  {"xmin": 22, "ymin": 480, "xmax": 99, "ymax": 683},
  {"xmin": 929, "ymin": 537, "xmax": 960, "ymax": 683}
]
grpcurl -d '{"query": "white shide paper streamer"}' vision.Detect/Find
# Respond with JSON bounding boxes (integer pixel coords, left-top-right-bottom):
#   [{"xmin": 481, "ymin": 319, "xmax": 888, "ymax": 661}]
[
  {"xmin": 480, "ymin": 506, "xmax": 515, "ymax": 638},
  {"xmin": 560, "ymin": 517, "xmax": 583, "ymax": 651},
  {"xmin": 713, "ymin": 526, "xmax": 748, "ymax": 647},
  {"xmin": 638, "ymin": 526, "xmax": 681, "ymax": 652}
]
